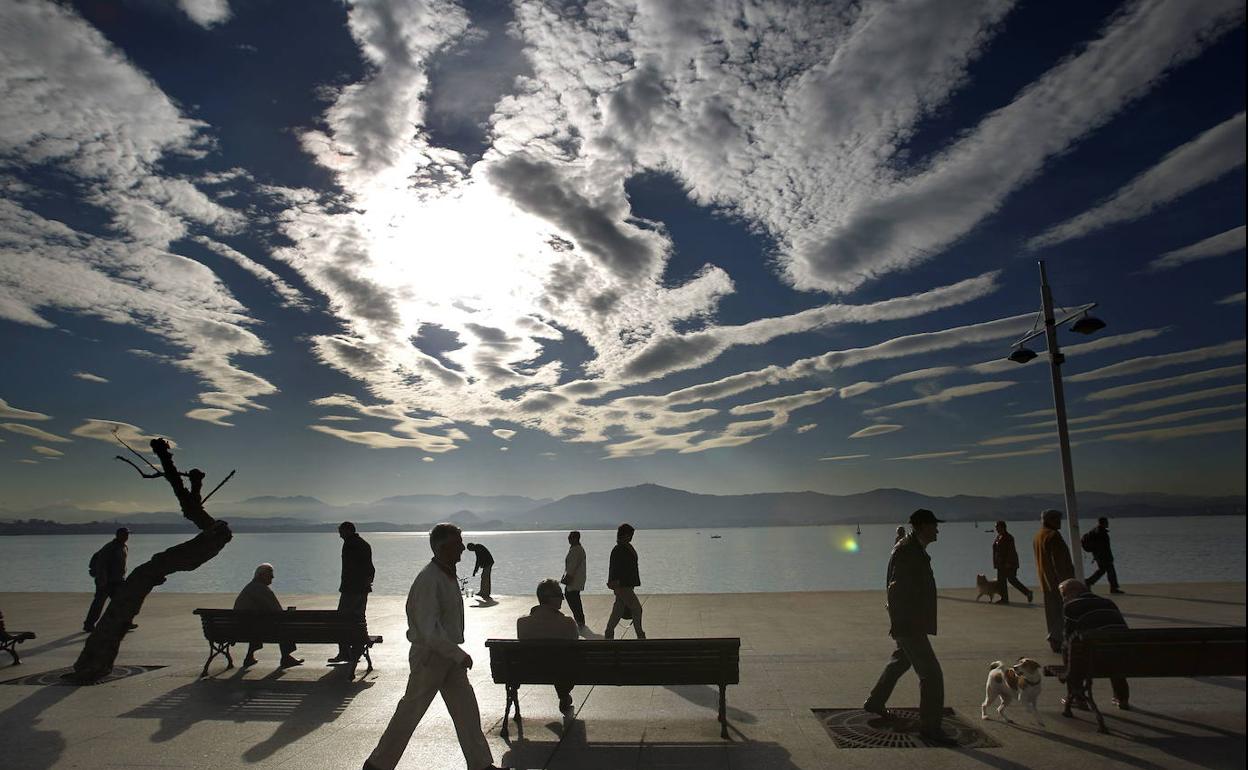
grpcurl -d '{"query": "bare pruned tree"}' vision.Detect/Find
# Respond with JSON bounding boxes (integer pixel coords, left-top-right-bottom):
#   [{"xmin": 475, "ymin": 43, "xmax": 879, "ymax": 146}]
[{"xmin": 69, "ymin": 436, "xmax": 234, "ymax": 682}]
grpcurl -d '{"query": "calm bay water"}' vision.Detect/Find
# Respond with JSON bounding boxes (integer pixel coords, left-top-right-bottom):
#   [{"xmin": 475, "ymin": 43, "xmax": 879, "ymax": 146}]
[{"xmin": 0, "ymin": 516, "xmax": 1242, "ymax": 596}]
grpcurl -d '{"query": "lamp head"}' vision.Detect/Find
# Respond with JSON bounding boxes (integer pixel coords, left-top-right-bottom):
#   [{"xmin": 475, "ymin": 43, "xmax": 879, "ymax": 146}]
[
  {"xmin": 1070, "ymin": 314, "xmax": 1106, "ymax": 335},
  {"xmin": 1008, "ymin": 347, "xmax": 1038, "ymax": 364}
]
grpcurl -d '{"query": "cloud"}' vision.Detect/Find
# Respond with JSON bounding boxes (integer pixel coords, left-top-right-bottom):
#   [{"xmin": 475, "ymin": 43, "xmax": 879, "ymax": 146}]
[
  {"xmin": 1030, "ymin": 113, "xmax": 1246, "ymax": 249},
  {"xmin": 1217, "ymin": 291, "xmax": 1246, "ymax": 305},
  {"xmin": 492, "ymin": 429, "xmax": 517, "ymax": 440},
  {"xmin": 1067, "ymin": 340, "xmax": 1245, "ymax": 382},
  {"xmin": 966, "ymin": 444, "xmax": 1059, "ymax": 461},
  {"xmin": 0, "ymin": 397, "xmax": 50, "ymax": 421},
  {"xmin": 849, "ymin": 424, "xmax": 903, "ymax": 439},
  {"xmin": 1094, "ymin": 415, "xmax": 1245, "ymax": 443},
  {"xmin": 981, "ymin": 404, "xmax": 1243, "ymax": 446},
  {"xmin": 2, "ymin": 423, "xmax": 71, "ymax": 443},
  {"xmin": 820, "ymin": 454, "xmax": 869, "ymax": 462},
  {"xmin": 73, "ymin": 372, "xmax": 109, "ymax": 384},
  {"xmin": 795, "ymin": 423, "xmax": 817, "ymax": 434},
  {"xmin": 1084, "ymin": 364, "xmax": 1246, "ymax": 401},
  {"xmin": 889, "ymin": 450, "xmax": 967, "ymax": 461},
  {"xmin": 18, "ymin": 459, "xmax": 38, "ymax": 465},
  {"xmin": 186, "ymin": 408, "xmax": 235, "ymax": 427},
  {"xmin": 1147, "ymin": 225, "xmax": 1246, "ymax": 272},
  {"xmin": 178, "ymin": 0, "xmax": 231, "ymax": 29},
  {"xmin": 864, "ymin": 381, "xmax": 1016, "ymax": 415},
  {"xmin": 32, "ymin": 445, "xmax": 64, "ymax": 457},
  {"xmin": 308, "ymin": 424, "xmax": 463, "ymax": 453},
  {"xmin": 71, "ymin": 419, "xmax": 174, "ymax": 450},
  {"xmin": 1052, "ymin": 384, "xmax": 1246, "ymax": 427}
]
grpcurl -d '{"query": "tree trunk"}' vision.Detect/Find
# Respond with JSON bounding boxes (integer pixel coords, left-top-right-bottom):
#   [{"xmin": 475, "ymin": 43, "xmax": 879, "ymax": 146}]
[{"xmin": 69, "ymin": 439, "xmax": 232, "ymax": 683}]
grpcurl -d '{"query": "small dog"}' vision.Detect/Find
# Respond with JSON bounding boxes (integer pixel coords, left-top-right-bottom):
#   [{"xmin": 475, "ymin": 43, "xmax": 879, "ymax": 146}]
[
  {"xmin": 975, "ymin": 574, "xmax": 1005, "ymax": 602},
  {"xmin": 982, "ymin": 658, "xmax": 1044, "ymax": 725}
]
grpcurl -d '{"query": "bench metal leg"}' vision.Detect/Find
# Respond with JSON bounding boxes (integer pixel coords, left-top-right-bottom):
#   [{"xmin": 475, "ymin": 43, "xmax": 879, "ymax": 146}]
[
  {"xmin": 501, "ymin": 685, "xmax": 516, "ymax": 739},
  {"xmin": 2, "ymin": 641, "xmax": 18, "ymax": 665},
  {"xmin": 200, "ymin": 641, "xmax": 234, "ymax": 678},
  {"xmin": 719, "ymin": 684, "xmax": 728, "ymax": 739},
  {"xmin": 363, "ymin": 644, "xmax": 374, "ymax": 673},
  {"xmin": 1086, "ymin": 682, "xmax": 1108, "ymax": 734}
]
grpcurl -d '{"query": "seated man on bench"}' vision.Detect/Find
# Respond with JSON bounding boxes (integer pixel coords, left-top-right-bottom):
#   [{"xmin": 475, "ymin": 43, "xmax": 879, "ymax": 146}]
[
  {"xmin": 516, "ymin": 578, "xmax": 578, "ymax": 713},
  {"xmin": 1060, "ymin": 578, "xmax": 1129, "ymax": 711},
  {"xmin": 234, "ymin": 563, "xmax": 303, "ymax": 668}
]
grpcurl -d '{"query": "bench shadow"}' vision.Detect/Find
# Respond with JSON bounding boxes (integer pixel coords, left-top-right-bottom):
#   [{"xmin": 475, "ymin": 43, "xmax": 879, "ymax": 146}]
[
  {"xmin": 662, "ymin": 684, "xmax": 758, "ymax": 724},
  {"xmin": 120, "ymin": 668, "xmax": 372, "ymax": 762},
  {"xmin": 1010, "ymin": 721, "xmax": 1168, "ymax": 769},
  {"xmin": 0, "ymin": 683, "xmax": 76, "ymax": 770},
  {"xmin": 938, "ymin": 595, "xmax": 1036, "ymax": 609},
  {"xmin": 499, "ymin": 716, "xmax": 803, "ymax": 770},
  {"xmin": 1119, "ymin": 612, "xmax": 1227, "ymax": 626},
  {"xmin": 11, "ymin": 633, "xmax": 83, "ymax": 659},
  {"xmin": 471, "ymin": 598, "xmax": 500, "ymax": 608},
  {"xmin": 1188, "ymin": 676, "xmax": 1245, "ymax": 692},
  {"xmin": 1124, "ymin": 593, "xmax": 1246, "ymax": 607}
]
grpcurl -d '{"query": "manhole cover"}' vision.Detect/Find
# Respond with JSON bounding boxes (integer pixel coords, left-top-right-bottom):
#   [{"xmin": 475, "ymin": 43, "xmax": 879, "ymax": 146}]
[
  {"xmin": 812, "ymin": 707, "xmax": 1001, "ymax": 748},
  {"xmin": 1, "ymin": 665, "xmax": 165, "ymax": 686}
]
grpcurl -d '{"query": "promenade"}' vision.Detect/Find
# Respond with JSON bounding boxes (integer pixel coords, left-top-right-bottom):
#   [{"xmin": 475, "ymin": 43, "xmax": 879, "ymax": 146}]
[{"xmin": 0, "ymin": 582, "xmax": 1243, "ymax": 769}]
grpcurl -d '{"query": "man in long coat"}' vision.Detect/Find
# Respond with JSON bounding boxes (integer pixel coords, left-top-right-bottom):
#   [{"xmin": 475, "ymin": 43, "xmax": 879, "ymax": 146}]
[
  {"xmin": 1034, "ymin": 509, "xmax": 1076, "ymax": 652},
  {"xmin": 992, "ymin": 521, "xmax": 1033, "ymax": 604}
]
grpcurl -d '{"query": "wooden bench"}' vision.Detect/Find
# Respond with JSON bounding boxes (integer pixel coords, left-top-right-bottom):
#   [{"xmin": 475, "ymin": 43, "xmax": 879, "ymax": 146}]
[
  {"xmin": 1043, "ymin": 626, "xmax": 1246, "ymax": 733},
  {"xmin": 193, "ymin": 609, "xmax": 382, "ymax": 677},
  {"xmin": 1, "ymin": 630, "xmax": 36, "ymax": 665},
  {"xmin": 486, "ymin": 638, "xmax": 740, "ymax": 739}
]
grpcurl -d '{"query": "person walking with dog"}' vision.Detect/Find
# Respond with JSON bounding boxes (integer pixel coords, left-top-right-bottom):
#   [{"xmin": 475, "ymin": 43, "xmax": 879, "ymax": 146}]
[
  {"xmin": 1082, "ymin": 517, "xmax": 1123, "ymax": 594},
  {"xmin": 561, "ymin": 530, "xmax": 588, "ymax": 631},
  {"xmin": 1034, "ymin": 509, "xmax": 1076, "ymax": 653},
  {"xmin": 363, "ymin": 523, "xmax": 506, "ymax": 770},
  {"xmin": 992, "ymin": 521, "xmax": 1034, "ymax": 604},
  {"xmin": 863, "ymin": 509, "xmax": 959, "ymax": 747},
  {"xmin": 604, "ymin": 523, "xmax": 645, "ymax": 640},
  {"xmin": 1059, "ymin": 578, "xmax": 1130, "ymax": 710}
]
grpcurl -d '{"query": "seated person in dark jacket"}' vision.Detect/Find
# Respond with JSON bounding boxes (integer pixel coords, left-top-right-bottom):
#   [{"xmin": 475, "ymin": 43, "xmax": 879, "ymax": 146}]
[
  {"xmin": 1059, "ymin": 578, "xmax": 1129, "ymax": 710},
  {"xmin": 233, "ymin": 563, "xmax": 303, "ymax": 668},
  {"xmin": 517, "ymin": 578, "xmax": 579, "ymax": 713}
]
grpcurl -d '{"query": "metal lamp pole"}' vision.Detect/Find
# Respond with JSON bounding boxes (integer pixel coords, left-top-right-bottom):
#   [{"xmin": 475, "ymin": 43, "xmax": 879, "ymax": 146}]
[{"xmin": 1037, "ymin": 261, "xmax": 1084, "ymax": 580}]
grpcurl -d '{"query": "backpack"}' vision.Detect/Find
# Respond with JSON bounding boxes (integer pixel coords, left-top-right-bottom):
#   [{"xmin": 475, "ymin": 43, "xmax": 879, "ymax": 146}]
[
  {"xmin": 88, "ymin": 545, "xmax": 106, "ymax": 577},
  {"xmin": 1080, "ymin": 530, "xmax": 1097, "ymax": 553}
]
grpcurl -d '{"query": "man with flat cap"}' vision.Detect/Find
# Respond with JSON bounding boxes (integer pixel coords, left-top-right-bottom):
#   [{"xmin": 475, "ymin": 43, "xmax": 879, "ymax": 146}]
[{"xmin": 863, "ymin": 509, "xmax": 958, "ymax": 746}]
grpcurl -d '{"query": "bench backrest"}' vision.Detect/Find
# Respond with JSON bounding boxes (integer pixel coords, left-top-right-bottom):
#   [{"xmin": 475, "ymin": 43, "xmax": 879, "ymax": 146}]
[
  {"xmin": 193, "ymin": 609, "xmax": 373, "ymax": 643},
  {"xmin": 1069, "ymin": 626, "xmax": 1246, "ymax": 679},
  {"xmin": 486, "ymin": 638, "xmax": 740, "ymax": 686}
]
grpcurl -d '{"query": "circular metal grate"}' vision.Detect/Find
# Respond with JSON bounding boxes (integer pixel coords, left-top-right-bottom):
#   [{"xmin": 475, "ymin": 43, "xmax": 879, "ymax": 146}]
[
  {"xmin": 1, "ymin": 664, "xmax": 165, "ymax": 687},
  {"xmin": 812, "ymin": 707, "xmax": 1001, "ymax": 749}
]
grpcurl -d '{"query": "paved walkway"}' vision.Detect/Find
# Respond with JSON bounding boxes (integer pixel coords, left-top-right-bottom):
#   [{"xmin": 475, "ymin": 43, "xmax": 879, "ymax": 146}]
[{"xmin": 0, "ymin": 582, "xmax": 1243, "ymax": 769}]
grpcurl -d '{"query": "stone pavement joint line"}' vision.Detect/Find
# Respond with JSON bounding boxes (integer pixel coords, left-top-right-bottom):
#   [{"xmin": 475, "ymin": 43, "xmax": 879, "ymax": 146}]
[{"xmin": 0, "ymin": 583, "xmax": 1242, "ymax": 769}]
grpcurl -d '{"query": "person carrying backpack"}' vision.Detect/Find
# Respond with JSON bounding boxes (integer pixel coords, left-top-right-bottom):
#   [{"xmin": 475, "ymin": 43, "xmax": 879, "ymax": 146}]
[
  {"xmin": 84, "ymin": 527, "xmax": 135, "ymax": 633},
  {"xmin": 1082, "ymin": 517, "xmax": 1123, "ymax": 594}
]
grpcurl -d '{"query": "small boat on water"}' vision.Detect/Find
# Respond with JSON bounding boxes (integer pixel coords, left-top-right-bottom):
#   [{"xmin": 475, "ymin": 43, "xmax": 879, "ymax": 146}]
[{"xmin": 710, "ymin": 535, "xmax": 722, "ymax": 539}]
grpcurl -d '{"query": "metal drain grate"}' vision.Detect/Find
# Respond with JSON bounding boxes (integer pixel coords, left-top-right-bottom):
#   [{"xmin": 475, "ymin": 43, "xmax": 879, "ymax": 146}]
[
  {"xmin": 1, "ymin": 665, "xmax": 165, "ymax": 687},
  {"xmin": 812, "ymin": 707, "xmax": 1001, "ymax": 749}
]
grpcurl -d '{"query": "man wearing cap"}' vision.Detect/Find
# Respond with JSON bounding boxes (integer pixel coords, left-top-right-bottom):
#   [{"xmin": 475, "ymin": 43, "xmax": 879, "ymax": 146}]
[
  {"xmin": 1034, "ymin": 509, "xmax": 1076, "ymax": 653},
  {"xmin": 863, "ymin": 509, "xmax": 958, "ymax": 747}
]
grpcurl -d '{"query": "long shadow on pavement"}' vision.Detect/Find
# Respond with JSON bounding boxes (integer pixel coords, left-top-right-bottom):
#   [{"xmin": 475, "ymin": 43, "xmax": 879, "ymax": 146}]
[
  {"xmin": 120, "ymin": 667, "xmax": 373, "ymax": 763},
  {"xmin": 0, "ymin": 683, "xmax": 76, "ymax": 770},
  {"xmin": 662, "ymin": 684, "xmax": 758, "ymax": 724}
]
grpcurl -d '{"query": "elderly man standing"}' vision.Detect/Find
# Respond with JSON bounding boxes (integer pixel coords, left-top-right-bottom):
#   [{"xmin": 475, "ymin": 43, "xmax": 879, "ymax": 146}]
[
  {"xmin": 1034, "ymin": 509, "xmax": 1076, "ymax": 653},
  {"xmin": 561, "ymin": 531, "xmax": 587, "ymax": 632},
  {"xmin": 329, "ymin": 522, "xmax": 375, "ymax": 665},
  {"xmin": 863, "ymin": 509, "xmax": 959, "ymax": 747},
  {"xmin": 364, "ymin": 523, "xmax": 506, "ymax": 770},
  {"xmin": 1059, "ymin": 578, "xmax": 1130, "ymax": 710},
  {"xmin": 234, "ymin": 563, "xmax": 302, "ymax": 668},
  {"xmin": 84, "ymin": 527, "xmax": 134, "ymax": 633},
  {"xmin": 517, "ymin": 578, "xmax": 579, "ymax": 712}
]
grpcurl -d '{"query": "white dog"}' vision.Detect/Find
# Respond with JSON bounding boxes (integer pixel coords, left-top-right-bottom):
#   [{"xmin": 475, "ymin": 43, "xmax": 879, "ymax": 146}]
[{"xmin": 981, "ymin": 658, "xmax": 1044, "ymax": 725}]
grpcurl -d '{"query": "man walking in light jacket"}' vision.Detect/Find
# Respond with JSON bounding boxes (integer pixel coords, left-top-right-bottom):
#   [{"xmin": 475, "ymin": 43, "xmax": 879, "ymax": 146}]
[{"xmin": 561, "ymin": 530, "xmax": 587, "ymax": 631}]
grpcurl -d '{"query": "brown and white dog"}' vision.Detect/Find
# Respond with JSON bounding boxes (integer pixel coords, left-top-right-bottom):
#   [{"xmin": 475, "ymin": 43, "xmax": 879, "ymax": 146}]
[
  {"xmin": 982, "ymin": 658, "xmax": 1044, "ymax": 725},
  {"xmin": 975, "ymin": 574, "xmax": 1005, "ymax": 602}
]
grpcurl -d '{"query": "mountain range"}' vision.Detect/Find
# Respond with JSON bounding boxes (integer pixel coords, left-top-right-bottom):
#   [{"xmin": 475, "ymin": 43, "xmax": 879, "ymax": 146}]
[{"xmin": 3, "ymin": 484, "xmax": 1242, "ymax": 534}]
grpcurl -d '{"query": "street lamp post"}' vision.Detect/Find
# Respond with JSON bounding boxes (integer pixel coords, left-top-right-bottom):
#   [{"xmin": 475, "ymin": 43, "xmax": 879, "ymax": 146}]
[{"xmin": 1007, "ymin": 261, "xmax": 1106, "ymax": 581}]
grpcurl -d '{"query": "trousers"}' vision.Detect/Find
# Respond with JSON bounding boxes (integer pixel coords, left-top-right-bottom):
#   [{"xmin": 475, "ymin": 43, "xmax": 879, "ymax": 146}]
[
  {"xmin": 996, "ymin": 568, "xmax": 1032, "ymax": 602},
  {"xmin": 367, "ymin": 647, "xmax": 494, "ymax": 770},
  {"xmin": 565, "ymin": 590, "xmax": 586, "ymax": 627},
  {"xmin": 477, "ymin": 566, "xmax": 492, "ymax": 598},
  {"xmin": 1042, "ymin": 588, "xmax": 1065, "ymax": 651},
  {"xmin": 605, "ymin": 586, "xmax": 645, "ymax": 639},
  {"xmin": 84, "ymin": 583, "xmax": 121, "ymax": 629},
  {"xmin": 1087, "ymin": 560, "xmax": 1120, "ymax": 590},
  {"xmin": 336, "ymin": 591, "xmax": 369, "ymax": 659},
  {"xmin": 865, "ymin": 634, "xmax": 945, "ymax": 734}
]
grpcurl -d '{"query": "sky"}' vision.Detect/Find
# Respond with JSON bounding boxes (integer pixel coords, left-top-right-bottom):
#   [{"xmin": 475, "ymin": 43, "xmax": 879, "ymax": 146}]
[{"xmin": 0, "ymin": 0, "xmax": 1245, "ymax": 515}]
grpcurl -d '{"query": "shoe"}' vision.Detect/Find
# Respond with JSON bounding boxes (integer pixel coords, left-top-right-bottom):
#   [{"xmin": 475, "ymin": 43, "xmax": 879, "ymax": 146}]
[
  {"xmin": 1026, "ymin": 591, "xmax": 1035, "ymax": 603},
  {"xmin": 242, "ymin": 657, "xmax": 258, "ymax": 668},
  {"xmin": 1110, "ymin": 588, "xmax": 1125, "ymax": 594},
  {"xmin": 1061, "ymin": 696, "xmax": 1090, "ymax": 711},
  {"xmin": 279, "ymin": 656, "xmax": 304, "ymax": 668},
  {"xmin": 127, "ymin": 623, "xmax": 138, "ymax": 630},
  {"xmin": 82, "ymin": 625, "xmax": 94, "ymax": 633},
  {"xmin": 1112, "ymin": 698, "xmax": 1130, "ymax": 711},
  {"xmin": 920, "ymin": 730, "xmax": 960, "ymax": 747},
  {"xmin": 327, "ymin": 655, "xmax": 350, "ymax": 664},
  {"xmin": 362, "ymin": 761, "xmax": 383, "ymax": 770},
  {"xmin": 862, "ymin": 701, "xmax": 892, "ymax": 719},
  {"xmin": 994, "ymin": 599, "xmax": 1009, "ymax": 605},
  {"xmin": 559, "ymin": 694, "xmax": 574, "ymax": 713}
]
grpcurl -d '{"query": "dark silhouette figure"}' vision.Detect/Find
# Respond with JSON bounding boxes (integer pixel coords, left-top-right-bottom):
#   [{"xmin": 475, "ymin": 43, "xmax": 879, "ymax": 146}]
[
  {"xmin": 864, "ymin": 509, "xmax": 958, "ymax": 746},
  {"xmin": 364, "ymin": 523, "xmax": 505, "ymax": 770},
  {"xmin": 562, "ymin": 530, "xmax": 587, "ymax": 630},
  {"xmin": 517, "ymin": 578, "xmax": 579, "ymax": 712},
  {"xmin": 233, "ymin": 563, "xmax": 302, "ymax": 668},
  {"xmin": 1059, "ymin": 578, "xmax": 1130, "ymax": 710},
  {"xmin": 329, "ymin": 521, "xmax": 374, "ymax": 665},
  {"xmin": 992, "ymin": 521, "xmax": 1034, "ymax": 604},
  {"xmin": 83, "ymin": 528, "xmax": 132, "ymax": 633},
  {"xmin": 466, "ymin": 542, "xmax": 495, "ymax": 600},
  {"xmin": 1083, "ymin": 517, "xmax": 1123, "ymax": 593},
  {"xmin": 1034, "ymin": 509, "xmax": 1076, "ymax": 652},
  {"xmin": 605, "ymin": 523, "xmax": 645, "ymax": 640},
  {"xmin": 894, "ymin": 526, "xmax": 906, "ymax": 545}
]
